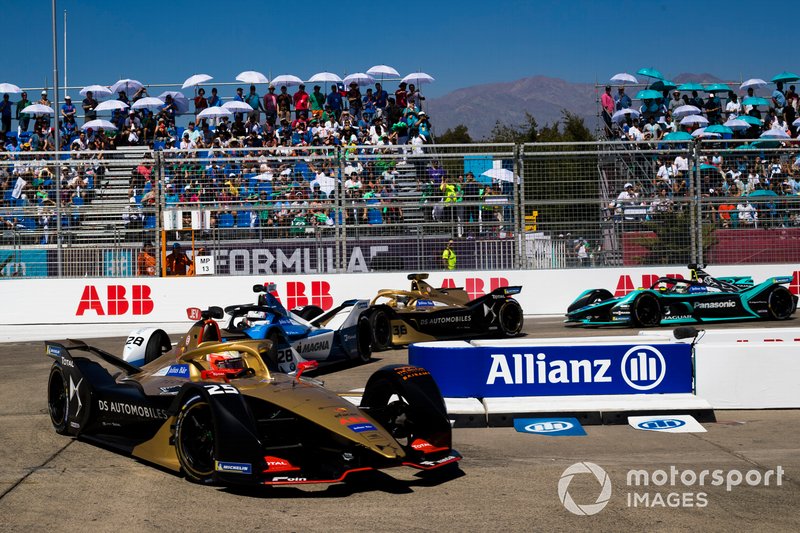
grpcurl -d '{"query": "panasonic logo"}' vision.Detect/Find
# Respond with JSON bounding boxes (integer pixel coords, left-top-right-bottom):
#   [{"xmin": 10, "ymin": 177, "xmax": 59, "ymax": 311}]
[
  {"xmin": 693, "ymin": 300, "xmax": 736, "ymax": 309},
  {"xmin": 486, "ymin": 353, "xmax": 612, "ymax": 385}
]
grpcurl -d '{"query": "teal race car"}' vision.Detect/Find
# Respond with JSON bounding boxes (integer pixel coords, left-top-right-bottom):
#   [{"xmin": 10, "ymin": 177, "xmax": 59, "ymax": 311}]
[{"xmin": 566, "ymin": 266, "xmax": 797, "ymax": 327}]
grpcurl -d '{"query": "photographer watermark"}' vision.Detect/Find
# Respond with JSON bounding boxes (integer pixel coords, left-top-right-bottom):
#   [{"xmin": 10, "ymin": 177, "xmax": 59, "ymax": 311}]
[{"xmin": 558, "ymin": 462, "xmax": 785, "ymax": 515}]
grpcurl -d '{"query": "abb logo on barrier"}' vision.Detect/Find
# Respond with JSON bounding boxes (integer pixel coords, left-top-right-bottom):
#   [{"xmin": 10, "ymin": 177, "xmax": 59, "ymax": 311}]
[
  {"xmin": 265, "ymin": 281, "xmax": 334, "ymax": 310},
  {"xmin": 76, "ymin": 285, "xmax": 154, "ymax": 316},
  {"xmin": 441, "ymin": 277, "xmax": 509, "ymax": 300},
  {"xmin": 615, "ymin": 271, "xmax": 800, "ymax": 297}
]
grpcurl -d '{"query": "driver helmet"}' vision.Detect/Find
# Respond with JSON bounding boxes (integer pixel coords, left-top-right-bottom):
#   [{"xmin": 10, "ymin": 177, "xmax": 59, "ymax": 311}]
[{"xmin": 207, "ymin": 350, "xmax": 245, "ymax": 371}]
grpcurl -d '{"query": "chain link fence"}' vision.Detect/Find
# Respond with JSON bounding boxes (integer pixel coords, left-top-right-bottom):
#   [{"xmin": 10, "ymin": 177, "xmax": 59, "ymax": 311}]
[{"xmin": 2, "ymin": 141, "xmax": 799, "ymax": 277}]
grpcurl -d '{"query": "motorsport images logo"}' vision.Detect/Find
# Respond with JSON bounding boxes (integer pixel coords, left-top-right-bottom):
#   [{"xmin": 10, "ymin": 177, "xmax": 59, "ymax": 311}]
[{"xmin": 558, "ymin": 462, "xmax": 612, "ymax": 516}]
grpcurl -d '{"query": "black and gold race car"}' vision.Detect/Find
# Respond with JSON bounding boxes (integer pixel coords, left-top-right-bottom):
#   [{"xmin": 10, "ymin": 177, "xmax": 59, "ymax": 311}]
[
  {"xmin": 361, "ymin": 273, "xmax": 524, "ymax": 350},
  {"xmin": 45, "ymin": 319, "xmax": 460, "ymax": 486}
]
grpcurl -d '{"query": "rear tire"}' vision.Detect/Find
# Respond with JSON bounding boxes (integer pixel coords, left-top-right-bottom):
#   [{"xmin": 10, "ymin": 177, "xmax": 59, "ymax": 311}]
[
  {"xmin": 357, "ymin": 315, "xmax": 373, "ymax": 363},
  {"xmin": 47, "ymin": 366, "xmax": 69, "ymax": 435},
  {"xmin": 175, "ymin": 394, "xmax": 216, "ymax": 484},
  {"xmin": 767, "ymin": 286, "xmax": 795, "ymax": 320},
  {"xmin": 369, "ymin": 308, "xmax": 392, "ymax": 351},
  {"xmin": 498, "ymin": 300, "xmax": 524, "ymax": 336},
  {"xmin": 631, "ymin": 292, "xmax": 662, "ymax": 327}
]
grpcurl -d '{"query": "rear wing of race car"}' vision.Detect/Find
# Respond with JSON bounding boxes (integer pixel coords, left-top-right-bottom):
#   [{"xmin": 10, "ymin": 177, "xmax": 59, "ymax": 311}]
[
  {"xmin": 491, "ymin": 286, "xmax": 522, "ymax": 297},
  {"xmin": 45, "ymin": 339, "xmax": 142, "ymax": 375}
]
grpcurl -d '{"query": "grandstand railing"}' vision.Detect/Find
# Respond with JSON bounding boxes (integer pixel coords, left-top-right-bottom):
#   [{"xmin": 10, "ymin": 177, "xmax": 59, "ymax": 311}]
[{"xmin": 2, "ymin": 140, "xmax": 799, "ymax": 278}]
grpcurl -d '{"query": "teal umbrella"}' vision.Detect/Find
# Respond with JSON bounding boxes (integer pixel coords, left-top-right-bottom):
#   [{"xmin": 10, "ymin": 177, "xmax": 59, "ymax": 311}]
[
  {"xmin": 637, "ymin": 67, "xmax": 664, "ymax": 80},
  {"xmin": 734, "ymin": 143, "xmax": 753, "ymax": 150},
  {"xmin": 705, "ymin": 125, "xmax": 733, "ymax": 135},
  {"xmin": 635, "ymin": 89, "xmax": 662, "ymax": 100},
  {"xmin": 747, "ymin": 189, "xmax": 778, "ymax": 197},
  {"xmin": 704, "ymin": 83, "xmax": 732, "ymax": 93},
  {"xmin": 742, "ymin": 96, "xmax": 770, "ymax": 107},
  {"xmin": 663, "ymin": 131, "xmax": 694, "ymax": 141},
  {"xmin": 699, "ymin": 164, "xmax": 719, "ymax": 171},
  {"xmin": 677, "ymin": 82, "xmax": 704, "ymax": 91},
  {"xmin": 649, "ymin": 79, "xmax": 676, "ymax": 91},
  {"xmin": 771, "ymin": 71, "xmax": 800, "ymax": 83},
  {"xmin": 736, "ymin": 115, "xmax": 763, "ymax": 126}
]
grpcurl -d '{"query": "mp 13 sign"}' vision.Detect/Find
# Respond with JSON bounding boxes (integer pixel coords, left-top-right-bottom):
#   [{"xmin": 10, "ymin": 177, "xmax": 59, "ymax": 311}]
[{"xmin": 409, "ymin": 343, "xmax": 693, "ymax": 398}]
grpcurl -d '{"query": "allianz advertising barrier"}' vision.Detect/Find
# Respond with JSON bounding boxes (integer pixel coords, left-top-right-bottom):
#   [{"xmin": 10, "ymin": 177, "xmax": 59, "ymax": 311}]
[{"xmin": 408, "ymin": 343, "xmax": 693, "ymax": 398}]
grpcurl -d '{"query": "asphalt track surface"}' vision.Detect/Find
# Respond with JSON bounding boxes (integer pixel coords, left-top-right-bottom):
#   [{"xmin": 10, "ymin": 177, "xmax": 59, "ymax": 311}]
[{"xmin": 1, "ymin": 317, "xmax": 799, "ymax": 532}]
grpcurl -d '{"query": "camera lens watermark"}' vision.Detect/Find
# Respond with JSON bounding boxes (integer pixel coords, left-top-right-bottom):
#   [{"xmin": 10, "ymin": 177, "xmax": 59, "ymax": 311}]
[{"xmin": 558, "ymin": 463, "xmax": 785, "ymax": 514}]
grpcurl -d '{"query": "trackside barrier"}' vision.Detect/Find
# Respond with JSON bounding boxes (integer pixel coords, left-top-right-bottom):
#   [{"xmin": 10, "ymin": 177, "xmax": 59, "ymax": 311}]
[
  {"xmin": 666, "ymin": 327, "xmax": 800, "ymax": 409},
  {"xmin": 1, "ymin": 263, "xmax": 796, "ymax": 342}
]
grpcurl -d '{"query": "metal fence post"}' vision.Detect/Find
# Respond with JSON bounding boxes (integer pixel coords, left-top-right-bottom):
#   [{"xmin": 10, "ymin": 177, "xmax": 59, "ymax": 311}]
[
  {"xmin": 514, "ymin": 143, "xmax": 525, "ymax": 269},
  {"xmin": 690, "ymin": 141, "xmax": 699, "ymax": 265},
  {"xmin": 336, "ymin": 146, "xmax": 346, "ymax": 273},
  {"xmin": 154, "ymin": 150, "xmax": 164, "ymax": 276}
]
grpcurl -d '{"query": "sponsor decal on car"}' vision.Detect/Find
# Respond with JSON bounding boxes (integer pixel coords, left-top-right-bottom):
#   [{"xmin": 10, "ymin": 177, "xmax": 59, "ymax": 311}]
[
  {"xmin": 165, "ymin": 364, "xmax": 190, "ymax": 378},
  {"xmin": 348, "ymin": 423, "xmax": 378, "ymax": 433},
  {"xmin": 693, "ymin": 300, "xmax": 736, "ymax": 309},
  {"xmin": 98, "ymin": 400, "xmax": 168, "ymax": 420},
  {"xmin": 46, "ymin": 345, "xmax": 63, "ymax": 357},
  {"xmin": 215, "ymin": 461, "xmax": 252, "ymax": 474},
  {"xmin": 419, "ymin": 315, "xmax": 471, "ymax": 326}
]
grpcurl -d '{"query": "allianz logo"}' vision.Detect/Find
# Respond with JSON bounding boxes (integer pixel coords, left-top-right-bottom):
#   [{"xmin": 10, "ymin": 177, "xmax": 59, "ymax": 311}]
[
  {"xmin": 525, "ymin": 421, "xmax": 574, "ymax": 433},
  {"xmin": 486, "ymin": 346, "xmax": 666, "ymax": 391},
  {"xmin": 637, "ymin": 419, "xmax": 686, "ymax": 430},
  {"xmin": 693, "ymin": 300, "xmax": 736, "ymax": 309}
]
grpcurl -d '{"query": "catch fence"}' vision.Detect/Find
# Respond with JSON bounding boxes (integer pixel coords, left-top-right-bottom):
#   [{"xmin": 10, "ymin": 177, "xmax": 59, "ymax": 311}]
[{"xmin": 2, "ymin": 140, "xmax": 799, "ymax": 278}]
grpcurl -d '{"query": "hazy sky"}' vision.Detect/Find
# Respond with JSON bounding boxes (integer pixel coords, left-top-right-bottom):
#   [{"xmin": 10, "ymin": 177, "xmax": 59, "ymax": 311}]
[{"xmin": 4, "ymin": 0, "xmax": 799, "ymax": 100}]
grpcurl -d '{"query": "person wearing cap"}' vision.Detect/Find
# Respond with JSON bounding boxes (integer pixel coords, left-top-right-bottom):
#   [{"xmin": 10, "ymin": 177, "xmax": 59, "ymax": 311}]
[
  {"xmin": 441, "ymin": 240, "xmax": 456, "ymax": 270},
  {"xmin": 61, "ymin": 95, "xmax": 76, "ymax": 122},
  {"xmin": 37, "ymin": 90, "xmax": 52, "ymax": 128},
  {"xmin": 293, "ymin": 84, "xmax": 309, "ymax": 120},
  {"xmin": 261, "ymin": 84, "xmax": 278, "ymax": 126},
  {"xmin": 15, "ymin": 91, "xmax": 32, "ymax": 134},
  {"xmin": 705, "ymin": 92, "xmax": 721, "ymax": 125},
  {"xmin": 165, "ymin": 242, "xmax": 193, "ymax": 276},
  {"xmin": 667, "ymin": 89, "xmax": 682, "ymax": 115}
]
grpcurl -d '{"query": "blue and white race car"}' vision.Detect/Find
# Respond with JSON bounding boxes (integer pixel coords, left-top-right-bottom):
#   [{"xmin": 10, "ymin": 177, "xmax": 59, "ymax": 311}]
[{"xmin": 122, "ymin": 284, "xmax": 373, "ymax": 373}]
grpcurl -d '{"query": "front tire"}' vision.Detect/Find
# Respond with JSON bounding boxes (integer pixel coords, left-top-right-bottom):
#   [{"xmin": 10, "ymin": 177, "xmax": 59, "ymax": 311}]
[
  {"xmin": 144, "ymin": 329, "xmax": 171, "ymax": 365},
  {"xmin": 498, "ymin": 300, "xmax": 524, "ymax": 336},
  {"xmin": 631, "ymin": 292, "xmax": 662, "ymax": 327},
  {"xmin": 175, "ymin": 395, "xmax": 216, "ymax": 484},
  {"xmin": 357, "ymin": 315, "xmax": 373, "ymax": 363},
  {"xmin": 47, "ymin": 366, "xmax": 69, "ymax": 435},
  {"xmin": 767, "ymin": 286, "xmax": 795, "ymax": 320},
  {"xmin": 369, "ymin": 308, "xmax": 392, "ymax": 351}
]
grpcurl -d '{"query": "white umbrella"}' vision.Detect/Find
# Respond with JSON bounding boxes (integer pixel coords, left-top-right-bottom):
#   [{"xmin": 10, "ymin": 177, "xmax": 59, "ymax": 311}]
[
  {"xmin": 131, "ymin": 97, "xmax": 165, "ymax": 110},
  {"xmin": 197, "ymin": 107, "xmax": 232, "ymax": 119},
  {"xmin": 222, "ymin": 101, "xmax": 253, "ymax": 113},
  {"xmin": 158, "ymin": 91, "xmax": 190, "ymax": 114},
  {"xmin": 401, "ymin": 72, "xmax": 435, "ymax": 85},
  {"xmin": 723, "ymin": 118, "xmax": 751, "ymax": 131},
  {"xmin": 611, "ymin": 108, "xmax": 639, "ymax": 123},
  {"xmin": 182, "ymin": 74, "xmax": 213, "ymax": 89},
  {"xmin": 309, "ymin": 72, "xmax": 343, "ymax": 84},
  {"xmin": 236, "ymin": 71, "xmax": 269, "ymax": 84},
  {"xmin": 21, "ymin": 104, "xmax": 54, "ymax": 116},
  {"xmin": 366, "ymin": 65, "xmax": 400, "ymax": 78},
  {"xmin": 760, "ymin": 128, "xmax": 790, "ymax": 139},
  {"xmin": 673, "ymin": 105, "xmax": 702, "ymax": 119},
  {"xmin": 94, "ymin": 99, "xmax": 129, "ymax": 112},
  {"xmin": 481, "ymin": 168, "xmax": 518, "ymax": 183},
  {"xmin": 271, "ymin": 74, "xmax": 304, "ymax": 87},
  {"xmin": 691, "ymin": 127, "xmax": 720, "ymax": 138},
  {"xmin": 0, "ymin": 83, "xmax": 22, "ymax": 94},
  {"xmin": 739, "ymin": 78, "xmax": 767, "ymax": 91},
  {"xmin": 82, "ymin": 119, "xmax": 117, "ymax": 131},
  {"xmin": 792, "ymin": 118, "xmax": 800, "ymax": 128},
  {"xmin": 680, "ymin": 114, "xmax": 709, "ymax": 127},
  {"xmin": 110, "ymin": 79, "xmax": 143, "ymax": 95},
  {"xmin": 343, "ymin": 73, "xmax": 375, "ymax": 87},
  {"xmin": 79, "ymin": 85, "xmax": 112, "ymax": 99},
  {"xmin": 610, "ymin": 73, "xmax": 638, "ymax": 84}
]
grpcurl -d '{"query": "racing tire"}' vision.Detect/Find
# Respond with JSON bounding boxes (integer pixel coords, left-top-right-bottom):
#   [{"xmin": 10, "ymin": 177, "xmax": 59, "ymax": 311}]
[
  {"xmin": 47, "ymin": 366, "xmax": 70, "ymax": 435},
  {"xmin": 293, "ymin": 305, "xmax": 324, "ymax": 322},
  {"xmin": 631, "ymin": 292, "xmax": 662, "ymax": 327},
  {"xmin": 175, "ymin": 394, "xmax": 216, "ymax": 484},
  {"xmin": 144, "ymin": 329, "xmax": 171, "ymax": 365},
  {"xmin": 369, "ymin": 308, "xmax": 392, "ymax": 352},
  {"xmin": 498, "ymin": 300, "xmax": 524, "ymax": 337},
  {"xmin": 356, "ymin": 315, "xmax": 373, "ymax": 363},
  {"xmin": 767, "ymin": 286, "xmax": 795, "ymax": 320},
  {"xmin": 266, "ymin": 329, "xmax": 281, "ymax": 366}
]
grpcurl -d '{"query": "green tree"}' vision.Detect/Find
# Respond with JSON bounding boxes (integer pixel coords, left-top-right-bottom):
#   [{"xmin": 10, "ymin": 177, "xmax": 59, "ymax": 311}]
[
  {"xmin": 436, "ymin": 124, "xmax": 473, "ymax": 144},
  {"xmin": 487, "ymin": 112, "xmax": 539, "ymax": 143}
]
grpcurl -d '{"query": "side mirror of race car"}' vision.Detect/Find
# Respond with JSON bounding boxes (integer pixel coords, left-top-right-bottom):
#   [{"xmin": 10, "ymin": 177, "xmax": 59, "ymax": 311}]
[
  {"xmin": 200, "ymin": 306, "xmax": 225, "ymax": 320},
  {"xmin": 253, "ymin": 283, "xmax": 278, "ymax": 293},
  {"xmin": 295, "ymin": 360, "xmax": 319, "ymax": 382}
]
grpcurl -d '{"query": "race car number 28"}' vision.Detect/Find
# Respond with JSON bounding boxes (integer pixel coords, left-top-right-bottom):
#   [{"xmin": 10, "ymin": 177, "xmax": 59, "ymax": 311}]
[{"xmin": 277, "ymin": 349, "xmax": 296, "ymax": 372}]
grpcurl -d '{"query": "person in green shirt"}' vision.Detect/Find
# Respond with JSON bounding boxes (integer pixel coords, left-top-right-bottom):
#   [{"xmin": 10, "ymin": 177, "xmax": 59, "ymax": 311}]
[
  {"xmin": 441, "ymin": 240, "xmax": 456, "ymax": 270},
  {"xmin": 15, "ymin": 92, "xmax": 32, "ymax": 133}
]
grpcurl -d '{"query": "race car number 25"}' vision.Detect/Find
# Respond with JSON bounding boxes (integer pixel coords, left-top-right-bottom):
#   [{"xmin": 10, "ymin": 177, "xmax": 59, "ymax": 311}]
[{"xmin": 204, "ymin": 384, "xmax": 239, "ymax": 395}]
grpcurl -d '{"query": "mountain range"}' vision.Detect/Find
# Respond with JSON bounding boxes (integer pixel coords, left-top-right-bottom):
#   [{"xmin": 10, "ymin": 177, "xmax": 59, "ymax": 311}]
[{"xmin": 425, "ymin": 73, "xmax": 728, "ymax": 140}]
